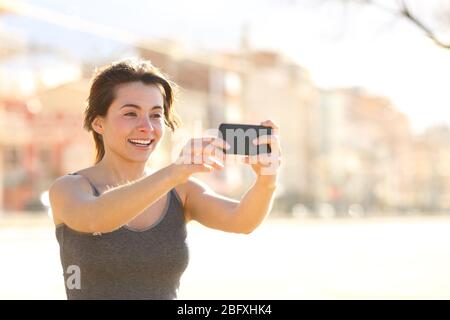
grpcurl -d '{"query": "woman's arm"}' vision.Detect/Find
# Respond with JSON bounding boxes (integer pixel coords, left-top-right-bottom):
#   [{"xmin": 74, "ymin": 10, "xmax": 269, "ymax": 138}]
[
  {"xmin": 49, "ymin": 137, "xmax": 226, "ymax": 233},
  {"xmin": 184, "ymin": 175, "xmax": 277, "ymax": 234},
  {"xmin": 229, "ymin": 175, "xmax": 278, "ymax": 233},
  {"xmin": 50, "ymin": 164, "xmax": 180, "ymax": 233}
]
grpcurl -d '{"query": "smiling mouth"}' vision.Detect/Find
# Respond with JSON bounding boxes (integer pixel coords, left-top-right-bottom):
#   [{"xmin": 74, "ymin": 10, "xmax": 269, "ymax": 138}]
[{"xmin": 128, "ymin": 139, "xmax": 155, "ymax": 147}]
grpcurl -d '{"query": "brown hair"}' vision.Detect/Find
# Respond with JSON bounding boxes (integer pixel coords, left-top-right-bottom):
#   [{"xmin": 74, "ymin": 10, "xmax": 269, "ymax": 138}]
[{"xmin": 83, "ymin": 58, "xmax": 181, "ymax": 164}]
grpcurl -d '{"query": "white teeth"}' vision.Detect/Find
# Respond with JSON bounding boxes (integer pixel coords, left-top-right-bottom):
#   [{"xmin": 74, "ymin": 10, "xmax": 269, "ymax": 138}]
[{"xmin": 129, "ymin": 139, "xmax": 152, "ymax": 145}]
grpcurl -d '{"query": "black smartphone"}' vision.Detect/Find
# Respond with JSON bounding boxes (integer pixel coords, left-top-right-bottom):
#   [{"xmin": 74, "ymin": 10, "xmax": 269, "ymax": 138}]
[{"xmin": 218, "ymin": 123, "xmax": 272, "ymax": 156}]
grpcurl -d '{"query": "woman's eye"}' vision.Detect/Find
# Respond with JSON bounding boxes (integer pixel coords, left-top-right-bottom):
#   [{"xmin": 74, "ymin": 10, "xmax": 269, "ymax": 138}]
[
  {"xmin": 151, "ymin": 114, "xmax": 162, "ymax": 119},
  {"xmin": 125, "ymin": 112, "xmax": 137, "ymax": 116}
]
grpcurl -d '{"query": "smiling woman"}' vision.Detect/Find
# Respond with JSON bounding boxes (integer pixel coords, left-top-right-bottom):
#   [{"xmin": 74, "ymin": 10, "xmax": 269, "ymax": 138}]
[
  {"xmin": 48, "ymin": 58, "xmax": 281, "ymax": 300},
  {"xmin": 84, "ymin": 61, "xmax": 180, "ymax": 164}
]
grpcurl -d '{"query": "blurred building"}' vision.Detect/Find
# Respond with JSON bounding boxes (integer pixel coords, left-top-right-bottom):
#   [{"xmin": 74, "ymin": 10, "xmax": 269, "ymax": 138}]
[
  {"xmin": 316, "ymin": 88, "xmax": 412, "ymax": 215},
  {"xmin": 0, "ymin": 81, "xmax": 93, "ymax": 212},
  {"xmin": 407, "ymin": 126, "xmax": 450, "ymax": 211},
  {"xmin": 34, "ymin": 79, "xmax": 95, "ymax": 173},
  {"xmin": 239, "ymin": 49, "xmax": 320, "ymax": 211},
  {"xmin": 0, "ymin": 32, "xmax": 87, "ymax": 212}
]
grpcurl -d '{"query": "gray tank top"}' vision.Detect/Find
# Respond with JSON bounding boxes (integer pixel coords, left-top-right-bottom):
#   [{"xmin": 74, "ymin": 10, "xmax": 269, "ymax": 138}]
[{"xmin": 55, "ymin": 172, "xmax": 189, "ymax": 300}]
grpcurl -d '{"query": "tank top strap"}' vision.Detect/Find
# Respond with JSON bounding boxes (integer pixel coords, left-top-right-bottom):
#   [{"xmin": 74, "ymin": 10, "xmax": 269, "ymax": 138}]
[{"xmin": 68, "ymin": 172, "xmax": 100, "ymax": 197}]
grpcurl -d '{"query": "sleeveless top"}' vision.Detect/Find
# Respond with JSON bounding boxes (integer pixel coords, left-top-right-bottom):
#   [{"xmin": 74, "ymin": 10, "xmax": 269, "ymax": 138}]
[{"xmin": 55, "ymin": 172, "xmax": 189, "ymax": 300}]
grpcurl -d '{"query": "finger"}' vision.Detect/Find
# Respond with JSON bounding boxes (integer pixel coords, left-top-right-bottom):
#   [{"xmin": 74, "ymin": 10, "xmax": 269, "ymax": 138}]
[
  {"xmin": 261, "ymin": 120, "xmax": 280, "ymax": 134},
  {"xmin": 179, "ymin": 138, "xmax": 222, "ymax": 164},
  {"xmin": 252, "ymin": 135, "xmax": 280, "ymax": 153},
  {"xmin": 210, "ymin": 138, "xmax": 231, "ymax": 150},
  {"xmin": 242, "ymin": 155, "xmax": 259, "ymax": 165},
  {"xmin": 253, "ymin": 135, "xmax": 274, "ymax": 144},
  {"xmin": 192, "ymin": 160, "xmax": 225, "ymax": 173},
  {"xmin": 211, "ymin": 158, "xmax": 225, "ymax": 170},
  {"xmin": 261, "ymin": 119, "xmax": 279, "ymax": 129},
  {"xmin": 188, "ymin": 137, "xmax": 215, "ymax": 149},
  {"xmin": 180, "ymin": 147, "xmax": 205, "ymax": 165},
  {"xmin": 192, "ymin": 136, "xmax": 217, "ymax": 143},
  {"xmin": 203, "ymin": 139, "xmax": 229, "ymax": 159},
  {"xmin": 180, "ymin": 147, "xmax": 195, "ymax": 164},
  {"xmin": 212, "ymin": 147, "xmax": 227, "ymax": 162},
  {"xmin": 192, "ymin": 153, "xmax": 204, "ymax": 165},
  {"xmin": 202, "ymin": 137, "xmax": 231, "ymax": 149},
  {"xmin": 203, "ymin": 146, "xmax": 222, "ymax": 160},
  {"xmin": 184, "ymin": 140, "xmax": 214, "ymax": 158},
  {"xmin": 187, "ymin": 137, "xmax": 220, "ymax": 148},
  {"xmin": 203, "ymin": 156, "xmax": 224, "ymax": 170},
  {"xmin": 188, "ymin": 138, "xmax": 230, "ymax": 158},
  {"xmin": 182, "ymin": 149, "xmax": 223, "ymax": 165}
]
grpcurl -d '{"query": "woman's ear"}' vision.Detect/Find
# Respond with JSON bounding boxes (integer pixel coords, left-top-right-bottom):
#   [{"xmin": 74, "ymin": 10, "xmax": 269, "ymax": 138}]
[{"xmin": 91, "ymin": 116, "xmax": 105, "ymax": 135}]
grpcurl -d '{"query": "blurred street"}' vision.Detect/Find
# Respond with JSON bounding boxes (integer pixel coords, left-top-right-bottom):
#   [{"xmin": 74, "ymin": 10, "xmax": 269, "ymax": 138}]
[
  {"xmin": 1, "ymin": 213, "xmax": 450, "ymax": 299},
  {"xmin": 1, "ymin": 0, "xmax": 450, "ymax": 301}
]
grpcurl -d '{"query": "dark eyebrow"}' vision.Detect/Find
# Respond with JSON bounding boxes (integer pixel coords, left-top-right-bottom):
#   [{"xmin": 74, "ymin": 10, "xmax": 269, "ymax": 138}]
[{"xmin": 120, "ymin": 104, "xmax": 163, "ymax": 111}]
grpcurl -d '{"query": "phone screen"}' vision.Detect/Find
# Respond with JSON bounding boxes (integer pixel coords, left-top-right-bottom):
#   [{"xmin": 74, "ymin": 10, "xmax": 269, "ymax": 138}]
[{"xmin": 218, "ymin": 123, "xmax": 272, "ymax": 155}]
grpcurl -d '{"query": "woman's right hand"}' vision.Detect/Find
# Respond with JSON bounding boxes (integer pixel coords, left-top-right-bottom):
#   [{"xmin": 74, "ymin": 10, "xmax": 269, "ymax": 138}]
[{"xmin": 171, "ymin": 137, "xmax": 230, "ymax": 182}]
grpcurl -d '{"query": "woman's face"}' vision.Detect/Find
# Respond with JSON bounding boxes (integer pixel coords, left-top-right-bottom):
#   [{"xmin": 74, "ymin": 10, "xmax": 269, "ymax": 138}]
[{"xmin": 95, "ymin": 81, "xmax": 166, "ymax": 163}]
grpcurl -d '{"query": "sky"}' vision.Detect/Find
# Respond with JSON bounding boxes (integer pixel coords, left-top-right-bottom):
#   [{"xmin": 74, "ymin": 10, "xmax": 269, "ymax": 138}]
[{"xmin": 1, "ymin": 0, "xmax": 449, "ymax": 133}]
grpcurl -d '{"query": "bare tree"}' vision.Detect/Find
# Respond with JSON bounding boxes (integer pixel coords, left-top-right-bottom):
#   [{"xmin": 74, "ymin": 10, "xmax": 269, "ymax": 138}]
[
  {"xmin": 282, "ymin": 0, "xmax": 450, "ymax": 49},
  {"xmin": 347, "ymin": 0, "xmax": 450, "ymax": 49}
]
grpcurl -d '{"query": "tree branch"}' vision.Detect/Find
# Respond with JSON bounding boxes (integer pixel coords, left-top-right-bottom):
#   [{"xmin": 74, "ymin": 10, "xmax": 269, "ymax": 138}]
[{"xmin": 370, "ymin": 0, "xmax": 450, "ymax": 49}]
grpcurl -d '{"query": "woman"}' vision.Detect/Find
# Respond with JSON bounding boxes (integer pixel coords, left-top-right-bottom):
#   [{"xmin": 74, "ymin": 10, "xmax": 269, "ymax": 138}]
[{"xmin": 49, "ymin": 58, "xmax": 282, "ymax": 300}]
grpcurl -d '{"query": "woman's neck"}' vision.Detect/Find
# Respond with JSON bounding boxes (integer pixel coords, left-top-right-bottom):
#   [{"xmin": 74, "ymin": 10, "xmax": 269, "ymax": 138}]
[{"xmin": 95, "ymin": 158, "xmax": 151, "ymax": 185}]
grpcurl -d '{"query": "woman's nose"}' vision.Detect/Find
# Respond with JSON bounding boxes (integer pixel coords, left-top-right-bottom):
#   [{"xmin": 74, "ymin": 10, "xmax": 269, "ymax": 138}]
[{"xmin": 138, "ymin": 117, "xmax": 154, "ymax": 132}]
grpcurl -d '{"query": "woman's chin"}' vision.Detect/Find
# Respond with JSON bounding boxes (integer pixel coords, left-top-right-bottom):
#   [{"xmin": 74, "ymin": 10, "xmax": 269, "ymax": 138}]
[{"xmin": 131, "ymin": 148, "xmax": 158, "ymax": 162}]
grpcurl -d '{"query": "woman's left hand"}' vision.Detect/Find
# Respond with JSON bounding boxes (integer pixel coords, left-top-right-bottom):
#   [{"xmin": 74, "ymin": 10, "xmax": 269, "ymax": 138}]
[{"xmin": 242, "ymin": 120, "xmax": 282, "ymax": 178}]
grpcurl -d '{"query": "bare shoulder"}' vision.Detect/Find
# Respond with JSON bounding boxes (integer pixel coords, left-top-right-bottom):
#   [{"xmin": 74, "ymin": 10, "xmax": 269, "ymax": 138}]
[
  {"xmin": 49, "ymin": 167, "xmax": 97, "ymax": 196},
  {"xmin": 48, "ymin": 170, "xmax": 97, "ymax": 225}
]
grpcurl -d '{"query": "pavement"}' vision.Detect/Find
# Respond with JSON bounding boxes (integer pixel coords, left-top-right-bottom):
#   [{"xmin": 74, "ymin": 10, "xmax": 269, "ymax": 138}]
[{"xmin": 1, "ymin": 213, "xmax": 450, "ymax": 299}]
